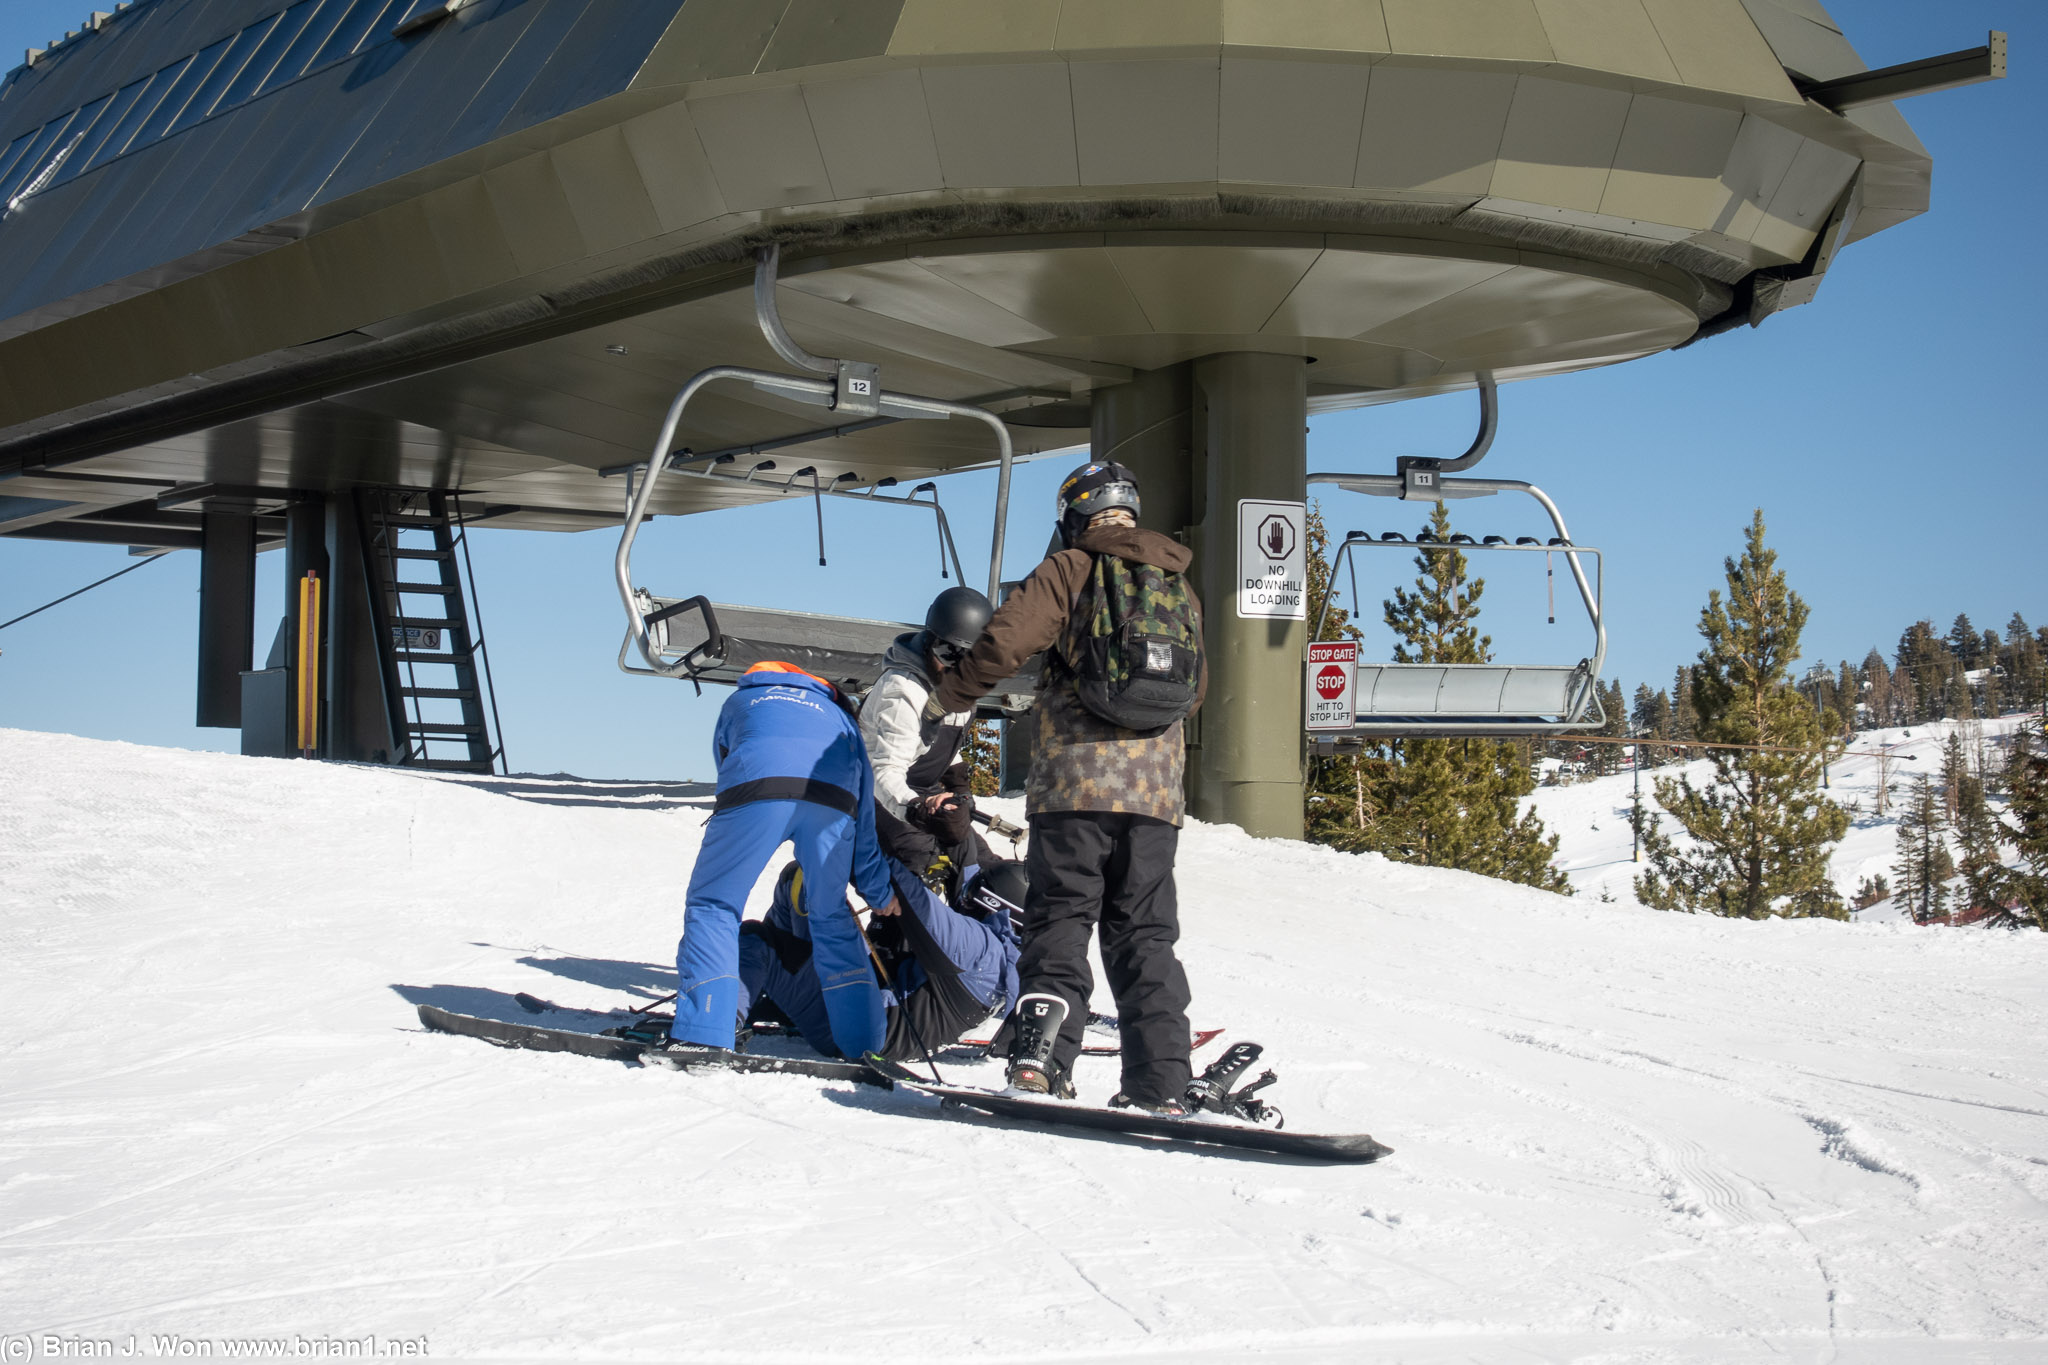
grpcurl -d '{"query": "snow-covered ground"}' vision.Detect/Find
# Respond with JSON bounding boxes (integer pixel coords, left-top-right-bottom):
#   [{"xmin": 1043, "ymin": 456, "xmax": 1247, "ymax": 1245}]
[
  {"xmin": 4, "ymin": 726, "xmax": 2047, "ymax": 1363},
  {"xmin": 1531, "ymin": 715, "xmax": 2038, "ymax": 922}
]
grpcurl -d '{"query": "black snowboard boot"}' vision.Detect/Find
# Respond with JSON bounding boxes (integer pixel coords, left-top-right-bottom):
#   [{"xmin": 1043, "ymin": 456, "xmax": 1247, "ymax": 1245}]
[
  {"xmin": 1109, "ymin": 1091, "xmax": 1190, "ymax": 1117},
  {"xmin": 1004, "ymin": 993, "xmax": 1074, "ymax": 1098}
]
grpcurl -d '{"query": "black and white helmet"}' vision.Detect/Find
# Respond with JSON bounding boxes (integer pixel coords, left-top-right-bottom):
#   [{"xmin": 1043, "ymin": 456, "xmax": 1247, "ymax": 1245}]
[{"xmin": 1055, "ymin": 460, "xmax": 1141, "ymax": 548}]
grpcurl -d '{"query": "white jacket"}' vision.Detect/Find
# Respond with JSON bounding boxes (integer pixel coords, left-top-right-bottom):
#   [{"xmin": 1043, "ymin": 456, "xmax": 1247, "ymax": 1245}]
[{"xmin": 860, "ymin": 633, "xmax": 973, "ymax": 820}]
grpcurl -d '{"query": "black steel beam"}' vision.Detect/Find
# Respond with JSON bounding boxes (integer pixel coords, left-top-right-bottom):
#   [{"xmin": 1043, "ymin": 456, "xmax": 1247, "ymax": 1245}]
[
  {"xmin": 1798, "ymin": 32, "xmax": 2007, "ymax": 112},
  {"xmin": 197, "ymin": 512, "xmax": 256, "ymax": 728},
  {"xmin": 3, "ymin": 522, "xmax": 203, "ymax": 549}
]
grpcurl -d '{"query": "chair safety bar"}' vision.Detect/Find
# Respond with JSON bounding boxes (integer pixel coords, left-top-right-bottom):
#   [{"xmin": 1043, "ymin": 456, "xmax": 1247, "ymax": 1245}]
[{"xmin": 615, "ymin": 246, "xmax": 1017, "ymax": 682}]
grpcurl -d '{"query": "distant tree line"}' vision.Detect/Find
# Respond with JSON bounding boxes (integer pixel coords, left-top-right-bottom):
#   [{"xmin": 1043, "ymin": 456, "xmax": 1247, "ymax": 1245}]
[
  {"xmin": 1605, "ymin": 611, "xmax": 2047, "ymax": 775},
  {"xmin": 1300, "ymin": 497, "xmax": 2045, "ymax": 930}
]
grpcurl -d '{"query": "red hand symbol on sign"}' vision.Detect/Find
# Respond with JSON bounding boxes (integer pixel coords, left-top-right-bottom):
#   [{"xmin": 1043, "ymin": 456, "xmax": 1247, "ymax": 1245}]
[{"xmin": 1315, "ymin": 664, "xmax": 1347, "ymax": 700}]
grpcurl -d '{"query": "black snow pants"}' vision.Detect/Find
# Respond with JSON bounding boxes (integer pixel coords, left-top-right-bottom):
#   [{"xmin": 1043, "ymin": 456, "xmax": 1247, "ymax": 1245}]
[{"xmin": 1020, "ymin": 810, "xmax": 1193, "ymax": 1104}]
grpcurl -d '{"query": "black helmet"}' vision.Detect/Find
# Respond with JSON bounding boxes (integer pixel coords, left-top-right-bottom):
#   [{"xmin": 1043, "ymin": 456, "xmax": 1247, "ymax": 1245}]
[
  {"xmin": 962, "ymin": 859, "xmax": 1028, "ymax": 929},
  {"xmin": 1056, "ymin": 461, "xmax": 1141, "ymax": 547},
  {"xmin": 924, "ymin": 586, "xmax": 993, "ymax": 658}
]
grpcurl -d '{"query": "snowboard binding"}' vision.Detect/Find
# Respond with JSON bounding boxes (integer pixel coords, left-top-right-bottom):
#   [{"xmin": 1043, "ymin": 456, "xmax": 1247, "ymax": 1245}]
[{"xmin": 1184, "ymin": 1041, "xmax": 1285, "ymax": 1129}]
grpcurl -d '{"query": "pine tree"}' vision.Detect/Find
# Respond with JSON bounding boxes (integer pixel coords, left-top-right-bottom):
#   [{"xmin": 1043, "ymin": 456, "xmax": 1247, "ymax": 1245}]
[
  {"xmin": 1977, "ymin": 630, "xmax": 2006, "ymax": 717},
  {"xmin": 1635, "ymin": 511, "xmax": 1849, "ymax": 919},
  {"xmin": 1953, "ymin": 750, "xmax": 2008, "ymax": 922},
  {"xmin": 1585, "ymin": 679, "xmax": 1626, "ymax": 774},
  {"xmin": 1672, "ymin": 665, "xmax": 1699, "ymax": 741},
  {"xmin": 1944, "ymin": 664, "xmax": 1975, "ymax": 722},
  {"xmin": 2000, "ymin": 720, "xmax": 2047, "ymax": 929},
  {"xmin": 1835, "ymin": 659, "xmax": 1859, "ymax": 734},
  {"xmin": 1948, "ymin": 613, "xmax": 1980, "ymax": 667},
  {"xmin": 1861, "ymin": 647, "xmax": 1892, "ymax": 727},
  {"xmin": 1897, "ymin": 620, "xmax": 1951, "ymax": 722},
  {"xmin": 2008, "ymin": 614, "xmax": 2043, "ymax": 712},
  {"xmin": 1893, "ymin": 774, "xmax": 1953, "ymax": 924},
  {"xmin": 1892, "ymin": 662, "xmax": 1917, "ymax": 726},
  {"xmin": 1302, "ymin": 501, "xmax": 1376, "ymax": 851},
  {"xmin": 1351, "ymin": 502, "xmax": 1570, "ymax": 892}
]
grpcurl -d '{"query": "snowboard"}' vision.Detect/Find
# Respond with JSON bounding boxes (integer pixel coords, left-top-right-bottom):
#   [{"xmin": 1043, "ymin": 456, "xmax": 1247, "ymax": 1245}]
[
  {"xmin": 416, "ymin": 1004, "xmax": 891, "ymax": 1088},
  {"xmin": 866, "ymin": 1058, "xmax": 1391, "ymax": 1164}
]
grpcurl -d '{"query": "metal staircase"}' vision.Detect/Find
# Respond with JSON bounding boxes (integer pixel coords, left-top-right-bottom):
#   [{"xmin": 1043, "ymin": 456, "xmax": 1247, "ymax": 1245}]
[{"xmin": 358, "ymin": 488, "xmax": 505, "ymax": 773}]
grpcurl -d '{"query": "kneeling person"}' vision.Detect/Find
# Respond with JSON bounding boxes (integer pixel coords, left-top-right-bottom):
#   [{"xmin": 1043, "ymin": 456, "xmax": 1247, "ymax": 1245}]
[
  {"xmin": 860, "ymin": 585, "xmax": 998, "ymax": 880},
  {"xmin": 740, "ymin": 858, "xmax": 1025, "ymax": 1061}
]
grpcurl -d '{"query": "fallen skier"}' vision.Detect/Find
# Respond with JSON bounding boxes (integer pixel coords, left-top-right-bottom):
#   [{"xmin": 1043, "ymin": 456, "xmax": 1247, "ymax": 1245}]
[{"xmin": 738, "ymin": 857, "xmax": 1026, "ymax": 1063}]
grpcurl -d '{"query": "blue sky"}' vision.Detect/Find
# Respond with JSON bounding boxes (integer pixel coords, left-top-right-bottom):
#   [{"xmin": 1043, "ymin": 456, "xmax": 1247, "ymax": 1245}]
[{"xmin": 1, "ymin": 1, "xmax": 2039, "ymax": 780}]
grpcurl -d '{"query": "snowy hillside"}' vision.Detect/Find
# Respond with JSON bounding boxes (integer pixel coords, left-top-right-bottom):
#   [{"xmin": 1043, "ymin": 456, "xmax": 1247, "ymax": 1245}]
[
  {"xmin": 1531, "ymin": 714, "xmax": 2039, "ymax": 921},
  {"xmin": 3, "ymin": 727, "xmax": 2047, "ymax": 1363}
]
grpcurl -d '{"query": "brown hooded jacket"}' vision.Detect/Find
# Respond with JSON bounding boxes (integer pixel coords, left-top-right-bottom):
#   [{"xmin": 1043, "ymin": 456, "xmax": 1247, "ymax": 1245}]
[{"xmin": 934, "ymin": 522, "xmax": 1205, "ymax": 825}]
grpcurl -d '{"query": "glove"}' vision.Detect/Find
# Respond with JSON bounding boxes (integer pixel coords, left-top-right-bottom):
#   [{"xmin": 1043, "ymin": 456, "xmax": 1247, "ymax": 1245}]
[
  {"xmin": 920, "ymin": 693, "xmax": 948, "ymax": 724},
  {"xmin": 943, "ymin": 762, "xmax": 974, "ymax": 797},
  {"xmin": 910, "ymin": 794, "xmax": 973, "ymax": 846}
]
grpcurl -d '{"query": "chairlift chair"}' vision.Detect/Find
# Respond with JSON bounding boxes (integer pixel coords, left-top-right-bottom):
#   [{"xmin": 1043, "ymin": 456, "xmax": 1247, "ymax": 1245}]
[
  {"xmin": 1307, "ymin": 374, "xmax": 1609, "ymax": 743},
  {"xmin": 611, "ymin": 245, "xmax": 1040, "ymax": 713}
]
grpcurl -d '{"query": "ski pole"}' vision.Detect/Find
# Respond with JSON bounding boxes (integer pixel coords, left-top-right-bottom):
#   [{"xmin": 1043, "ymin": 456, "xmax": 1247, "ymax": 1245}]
[
  {"xmin": 969, "ymin": 808, "xmax": 1026, "ymax": 843},
  {"xmin": 848, "ymin": 896, "xmax": 946, "ymax": 1086}
]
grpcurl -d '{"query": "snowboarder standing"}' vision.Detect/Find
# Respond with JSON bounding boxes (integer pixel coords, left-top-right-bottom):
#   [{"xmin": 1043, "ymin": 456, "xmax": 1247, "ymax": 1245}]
[
  {"xmin": 670, "ymin": 661, "xmax": 900, "ymax": 1056},
  {"xmin": 925, "ymin": 461, "xmax": 1205, "ymax": 1113},
  {"xmin": 859, "ymin": 586, "xmax": 998, "ymax": 881}
]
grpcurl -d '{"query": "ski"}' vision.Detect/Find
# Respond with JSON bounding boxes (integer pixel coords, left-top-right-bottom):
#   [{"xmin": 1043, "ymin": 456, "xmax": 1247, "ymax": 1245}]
[
  {"xmin": 416, "ymin": 1004, "xmax": 891, "ymax": 1088},
  {"xmin": 865, "ymin": 1058, "xmax": 1391, "ymax": 1164}
]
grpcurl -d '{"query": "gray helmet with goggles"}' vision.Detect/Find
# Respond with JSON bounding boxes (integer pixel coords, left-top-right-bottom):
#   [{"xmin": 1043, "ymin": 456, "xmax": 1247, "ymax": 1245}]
[{"xmin": 1055, "ymin": 461, "xmax": 1141, "ymax": 549}]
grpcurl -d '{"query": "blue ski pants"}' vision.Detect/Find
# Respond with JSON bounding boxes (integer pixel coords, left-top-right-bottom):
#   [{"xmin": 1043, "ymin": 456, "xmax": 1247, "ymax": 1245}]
[{"xmin": 672, "ymin": 799, "xmax": 886, "ymax": 1054}]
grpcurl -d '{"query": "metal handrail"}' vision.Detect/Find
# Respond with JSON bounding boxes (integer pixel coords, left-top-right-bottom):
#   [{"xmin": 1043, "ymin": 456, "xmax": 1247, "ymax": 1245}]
[
  {"xmin": 1307, "ymin": 473, "xmax": 1604, "ymax": 670},
  {"xmin": 633, "ymin": 456, "xmax": 969, "ymax": 585},
  {"xmin": 1316, "ymin": 532, "xmax": 1607, "ymax": 692}
]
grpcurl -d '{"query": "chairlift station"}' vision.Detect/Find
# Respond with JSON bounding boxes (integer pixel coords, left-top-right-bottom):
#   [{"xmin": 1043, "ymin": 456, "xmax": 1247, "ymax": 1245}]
[{"xmin": 0, "ymin": 1, "xmax": 2002, "ymax": 837}]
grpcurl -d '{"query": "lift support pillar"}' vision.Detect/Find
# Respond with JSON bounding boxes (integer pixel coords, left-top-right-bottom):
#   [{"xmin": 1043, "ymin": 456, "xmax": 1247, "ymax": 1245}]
[
  {"xmin": 1090, "ymin": 354, "xmax": 1307, "ymax": 839},
  {"xmin": 196, "ymin": 512, "xmax": 256, "ymax": 728}
]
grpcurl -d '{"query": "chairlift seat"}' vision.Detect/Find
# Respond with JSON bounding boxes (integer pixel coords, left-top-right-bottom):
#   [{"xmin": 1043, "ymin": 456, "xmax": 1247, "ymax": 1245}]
[
  {"xmin": 1346, "ymin": 659, "xmax": 1603, "ymax": 736},
  {"xmin": 635, "ymin": 592, "xmax": 1039, "ymax": 713}
]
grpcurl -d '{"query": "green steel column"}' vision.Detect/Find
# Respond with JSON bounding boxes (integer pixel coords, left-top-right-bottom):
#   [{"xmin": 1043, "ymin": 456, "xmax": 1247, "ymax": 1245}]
[
  {"xmin": 1188, "ymin": 353, "xmax": 1307, "ymax": 839},
  {"xmin": 1090, "ymin": 363, "xmax": 1193, "ymax": 538}
]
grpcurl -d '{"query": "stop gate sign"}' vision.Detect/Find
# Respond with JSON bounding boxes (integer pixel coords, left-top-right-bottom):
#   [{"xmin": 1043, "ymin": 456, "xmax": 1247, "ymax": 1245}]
[{"xmin": 1305, "ymin": 641, "xmax": 1357, "ymax": 730}]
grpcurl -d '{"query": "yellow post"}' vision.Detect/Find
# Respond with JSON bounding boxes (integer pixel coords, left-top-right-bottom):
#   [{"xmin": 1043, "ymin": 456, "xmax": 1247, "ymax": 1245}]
[{"xmin": 296, "ymin": 570, "xmax": 321, "ymax": 756}]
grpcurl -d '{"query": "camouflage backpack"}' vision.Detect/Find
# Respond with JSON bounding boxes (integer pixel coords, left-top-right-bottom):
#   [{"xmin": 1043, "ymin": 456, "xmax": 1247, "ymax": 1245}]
[{"xmin": 1061, "ymin": 553, "xmax": 1202, "ymax": 731}]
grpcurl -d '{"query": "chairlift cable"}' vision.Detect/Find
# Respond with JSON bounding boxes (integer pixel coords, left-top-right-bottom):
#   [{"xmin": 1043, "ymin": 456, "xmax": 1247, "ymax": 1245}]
[
  {"xmin": 0, "ymin": 552, "xmax": 168, "ymax": 633},
  {"xmin": 1565, "ymin": 733, "xmax": 1908, "ymax": 761}
]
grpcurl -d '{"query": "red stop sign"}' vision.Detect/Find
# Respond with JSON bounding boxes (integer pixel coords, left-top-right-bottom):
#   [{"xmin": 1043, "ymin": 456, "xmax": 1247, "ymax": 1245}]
[{"xmin": 1315, "ymin": 664, "xmax": 1348, "ymax": 700}]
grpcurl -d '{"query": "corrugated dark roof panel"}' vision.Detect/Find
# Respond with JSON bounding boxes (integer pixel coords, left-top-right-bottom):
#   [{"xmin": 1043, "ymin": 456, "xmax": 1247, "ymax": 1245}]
[
  {"xmin": 0, "ymin": 0, "xmax": 689, "ymax": 332},
  {"xmin": 492, "ymin": 0, "xmax": 688, "ymax": 139},
  {"xmin": 319, "ymin": 0, "xmax": 578, "ymax": 206}
]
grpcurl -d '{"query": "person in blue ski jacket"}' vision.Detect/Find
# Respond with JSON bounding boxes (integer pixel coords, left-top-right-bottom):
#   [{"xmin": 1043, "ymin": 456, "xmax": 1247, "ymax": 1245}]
[
  {"xmin": 671, "ymin": 661, "xmax": 900, "ymax": 1054},
  {"xmin": 740, "ymin": 856, "xmax": 1026, "ymax": 1061}
]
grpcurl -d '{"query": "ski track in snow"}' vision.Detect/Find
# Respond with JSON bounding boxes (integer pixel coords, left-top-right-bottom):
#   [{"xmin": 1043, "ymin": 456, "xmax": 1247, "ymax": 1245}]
[{"xmin": 2, "ymin": 726, "xmax": 2047, "ymax": 1363}]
